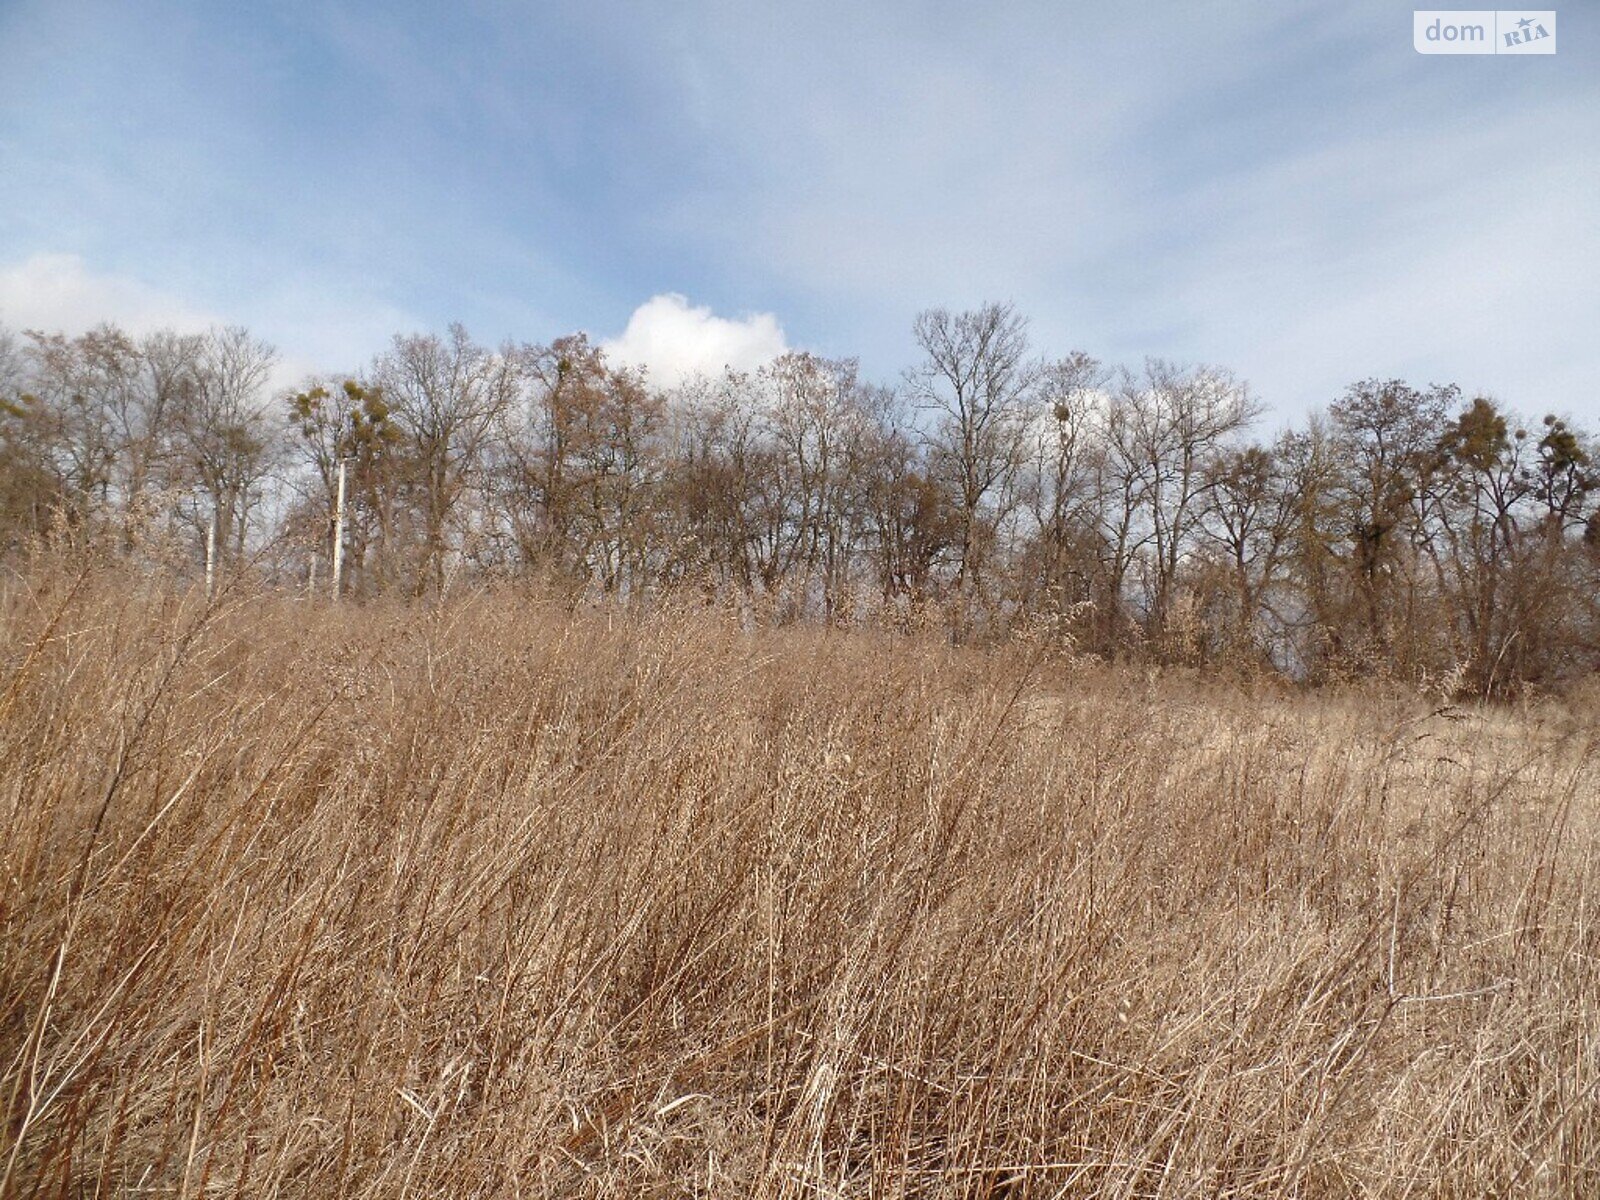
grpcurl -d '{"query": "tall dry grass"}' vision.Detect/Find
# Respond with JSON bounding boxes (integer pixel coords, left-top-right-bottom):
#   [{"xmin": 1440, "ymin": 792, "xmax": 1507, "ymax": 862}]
[{"xmin": 1, "ymin": 564, "xmax": 1597, "ymax": 1197}]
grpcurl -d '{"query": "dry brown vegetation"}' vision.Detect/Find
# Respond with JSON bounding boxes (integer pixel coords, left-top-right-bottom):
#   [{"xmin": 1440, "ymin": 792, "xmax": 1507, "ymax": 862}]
[{"xmin": 2, "ymin": 566, "xmax": 1598, "ymax": 1198}]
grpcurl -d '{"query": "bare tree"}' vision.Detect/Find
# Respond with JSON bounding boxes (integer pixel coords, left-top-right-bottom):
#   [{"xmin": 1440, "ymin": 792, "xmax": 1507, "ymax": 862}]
[
  {"xmin": 860, "ymin": 387, "xmax": 957, "ymax": 606},
  {"xmin": 765, "ymin": 352, "xmax": 884, "ymax": 618},
  {"xmin": 14, "ymin": 326, "xmax": 134, "ymax": 530},
  {"xmin": 1020, "ymin": 351, "xmax": 1106, "ymax": 616},
  {"xmin": 1326, "ymin": 379, "xmax": 1454, "ymax": 667},
  {"xmin": 4, "ymin": 309, "xmax": 1599, "ymax": 691},
  {"xmin": 656, "ymin": 368, "xmax": 769, "ymax": 597},
  {"xmin": 122, "ymin": 330, "xmax": 202, "ymax": 545},
  {"xmin": 906, "ymin": 303, "xmax": 1036, "ymax": 595},
  {"xmin": 1198, "ymin": 436, "xmax": 1303, "ymax": 662},
  {"xmin": 173, "ymin": 327, "xmax": 279, "ymax": 567},
  {"xmin": 0, "ymin": 324, "xmax": 64, "ymax": 542},
  {"xmin": 373, "ymin": 324, "xmax": 515, "ymax": 595},
  {"xmin": 1118, "ymin": 360, "xmax": 1260, "ymax": 647}
]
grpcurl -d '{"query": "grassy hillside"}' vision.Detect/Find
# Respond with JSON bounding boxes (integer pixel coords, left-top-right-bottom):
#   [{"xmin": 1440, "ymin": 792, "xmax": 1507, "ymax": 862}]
[{"xmin": 2, "ymin": 569, "xmax": 1597, "ymax": 1197}]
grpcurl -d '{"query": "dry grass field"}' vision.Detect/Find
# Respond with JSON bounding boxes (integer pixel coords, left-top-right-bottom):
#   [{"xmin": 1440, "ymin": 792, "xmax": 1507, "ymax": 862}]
[{"xmin": 2, "ymin": 568, "xmax": 1598, "ymax": 1198}]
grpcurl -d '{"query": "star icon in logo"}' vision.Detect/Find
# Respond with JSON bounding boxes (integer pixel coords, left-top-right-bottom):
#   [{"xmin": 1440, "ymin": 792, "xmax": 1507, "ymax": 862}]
[{"xmin": 1517, "ymin": 16, "xmax": 1534, "ymax": 29}]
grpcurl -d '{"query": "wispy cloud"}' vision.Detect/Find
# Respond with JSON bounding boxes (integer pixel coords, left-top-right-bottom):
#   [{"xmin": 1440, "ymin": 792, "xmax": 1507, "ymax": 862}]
[
  {"xmin": 0, "ymin": 252, "xmax": 220, "ymax": 340},
  {"xmin": 0, "ymin": 253, "xmax": 422, "ymax": 391},
  {"xmin": 0, "ymin": 0, "xmax": 1593, "ymax": 421}
]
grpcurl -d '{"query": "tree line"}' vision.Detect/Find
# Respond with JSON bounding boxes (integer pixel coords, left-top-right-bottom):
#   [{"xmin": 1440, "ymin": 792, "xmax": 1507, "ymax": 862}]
[{"xmin": 2, "ymin": 304, "xmax": 1596, "ymax": 694}]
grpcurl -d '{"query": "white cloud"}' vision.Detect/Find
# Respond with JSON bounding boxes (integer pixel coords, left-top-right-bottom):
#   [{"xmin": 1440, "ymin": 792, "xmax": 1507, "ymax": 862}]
[
  {"xmin": 602, "ymin": 293, "xmax": 788, "ymax": 387},
  {"xmin": 0, "ymin": 252, "xmax": 218, "ymax": 338},
  {"xmin": 0, "ymin": 253, "xmax": 424, "ymax": 392}
]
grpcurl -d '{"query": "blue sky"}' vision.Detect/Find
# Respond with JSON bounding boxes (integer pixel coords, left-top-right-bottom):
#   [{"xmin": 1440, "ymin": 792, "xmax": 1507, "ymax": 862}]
[{"xmin": 0, "ymin": 0, "xmax": 1595, "ymax": 422}]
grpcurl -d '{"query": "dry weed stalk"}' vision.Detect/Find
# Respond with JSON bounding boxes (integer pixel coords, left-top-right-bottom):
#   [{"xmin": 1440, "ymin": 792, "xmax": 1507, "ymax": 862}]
[{"xmin": 0, "ymin": 565, "xmax": 1596, "ymax": 1197}]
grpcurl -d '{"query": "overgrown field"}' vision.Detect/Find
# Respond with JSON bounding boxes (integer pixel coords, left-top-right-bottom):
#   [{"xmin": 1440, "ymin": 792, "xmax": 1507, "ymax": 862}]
[{"xmin": 2, "ymin": 570, "xmax": 1597, "ymax": 1197}]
